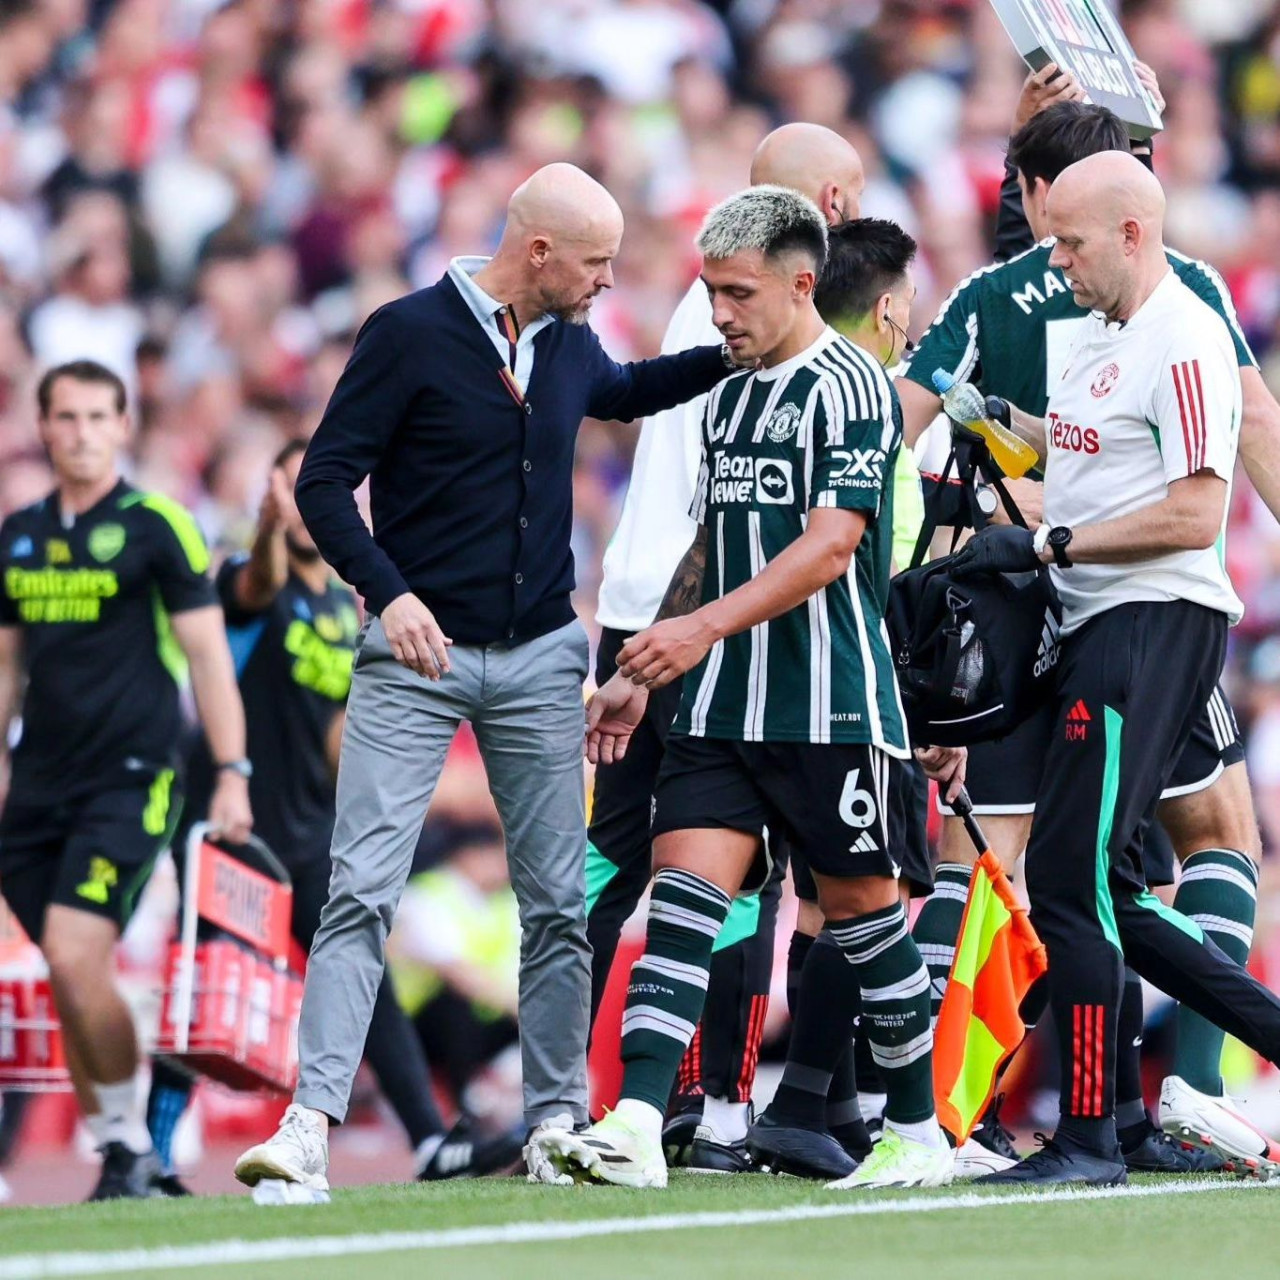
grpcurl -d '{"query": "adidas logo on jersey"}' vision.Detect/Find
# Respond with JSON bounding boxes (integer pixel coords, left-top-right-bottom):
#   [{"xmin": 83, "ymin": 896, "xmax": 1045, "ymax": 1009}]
[
  {"xmin": 849, "ymin": 831, "xmax": 880, "ymax": 855},
  {"xmin": 1034, "ymin": 610, "xmax": 1061, "ymax": 678},
  {"xmin": 1065, "ymin": 700, "xmax": 1091, "ymax": 741}
]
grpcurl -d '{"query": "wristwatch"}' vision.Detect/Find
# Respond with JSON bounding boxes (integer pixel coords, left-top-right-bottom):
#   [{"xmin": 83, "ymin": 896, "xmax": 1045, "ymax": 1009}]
[
  {"xmin": 216, "ymin": 758, "xmax": 254, "ymax": 779},
  {"xmin": 1033, "ymin": 524, "xmax": 1074, "ymax": 567},
  {"xmin": 720, "ymin": 342, "xmax": 737, "ymax": 370}
]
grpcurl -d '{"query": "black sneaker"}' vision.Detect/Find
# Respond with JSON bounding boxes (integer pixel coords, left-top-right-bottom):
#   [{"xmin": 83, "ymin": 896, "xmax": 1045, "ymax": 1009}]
[
  {"xmin": 978, "ymin": 1132, "xmax": 1126, "ymax": 1187},
  {"xmin": 746, "ymin": 1111, "xmax": 857, "ymax": 1180},
  {"xmin": 830, "ymin": 1118, "xmax": 874, "ymax": 1164},
  {"xmin": 662, "ymin": 1106, "xmax": 703, "ymax": 1169},
  {"xmin": 686, "ymin": 1128, "xmax": 756, "ymax": 1174},
  {"xmin": 1123, "ymin": 1121, "xmax": 1226, "ymax": 1174},
  {"xmin": 971, "ymin": 1094, "xmax": 1019, "ymax": 1164},
  {"xmin": 88, "ymin": 1143, "xmax": 162, "ymax": 1201},
  {"xmin": 151, "ymin": 1171, "xmax": 194, "ymax": 1197},
  {"xmin": 418, "ymin": 1118, "xmax": 525, "ymax": 1181}
]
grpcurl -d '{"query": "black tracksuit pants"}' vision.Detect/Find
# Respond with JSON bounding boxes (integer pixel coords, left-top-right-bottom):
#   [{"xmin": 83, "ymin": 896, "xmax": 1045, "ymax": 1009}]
[{"xmin": 1026, "ymin": 601, "xmax": 1280, "ymax": 1139}]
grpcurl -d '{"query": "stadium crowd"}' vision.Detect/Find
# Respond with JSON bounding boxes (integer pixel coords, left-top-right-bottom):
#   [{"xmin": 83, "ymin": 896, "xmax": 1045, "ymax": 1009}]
[{"xmin": 2, "ymin": 0, "xmax": 1280, "ymax": 1194}]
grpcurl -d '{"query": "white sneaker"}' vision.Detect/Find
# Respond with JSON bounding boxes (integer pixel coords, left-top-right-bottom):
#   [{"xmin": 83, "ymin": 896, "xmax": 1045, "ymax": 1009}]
[
  {"xmin": 1159, "ymin": 1075, "xmax": 1280, "ymax": 1180},
  {"xmin": 234, "ymin": 1104, "xmax": 330, "ymax": 1200},
  {"xmin": 826, "ymin": 1126, "xmax": 954, "ymax": 1190},
  {"xmin": 952, "ymin": 1135, "xmax": 1017, "ymax": 1180},
  {"xmin": 252, "ymin": 1178, "xmax": 331, "ymax": 1206},
  {"xmin": 524, "ymin": 1113, "xmax": 577, "ymax": 1186},
  {"xmin": 530, "ymin": 1110, "xmax": 668, "ymax": 1189}
]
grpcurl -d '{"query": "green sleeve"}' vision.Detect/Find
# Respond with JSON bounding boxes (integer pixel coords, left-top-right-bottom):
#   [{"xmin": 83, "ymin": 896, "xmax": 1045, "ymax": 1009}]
[
  {"xmin": 1172, "ymin": 253, "xmax": 1257, "ymax": 369},
  {"xmin": 902, "ymin": 272, "xmax": 984, "ymax": 392}
]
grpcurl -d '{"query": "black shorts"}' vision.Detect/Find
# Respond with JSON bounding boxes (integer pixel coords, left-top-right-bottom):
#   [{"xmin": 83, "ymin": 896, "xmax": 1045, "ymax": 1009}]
[
  {"xmin": 791, "ymin": 757, "xmax": 933, "ymax": 901},
  {"xmin": 1162, "ymin": 685, "xmax": 1245, "ymax": 797},
  {"xmin": 0, "ymin": 772, "xmax": 181, "ymax": 943},
  {"xmin": 652, "ymin": 733, "xmax": 923, "ymax": 893},
  {"xmin": 947, "ymin": 682, "xmax": 1243, "ymax": 817}
]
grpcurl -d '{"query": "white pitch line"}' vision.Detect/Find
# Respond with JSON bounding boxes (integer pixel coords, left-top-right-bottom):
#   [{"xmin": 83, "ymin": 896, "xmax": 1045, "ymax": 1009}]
[{"xmin": 0, "ymin": 1178, "xmax": 1264, "ymax": 1280}]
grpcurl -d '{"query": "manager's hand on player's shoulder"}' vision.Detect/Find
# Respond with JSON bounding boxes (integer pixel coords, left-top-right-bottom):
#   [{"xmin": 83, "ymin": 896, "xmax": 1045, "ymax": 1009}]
[
  {"xmin": 586, "ymin": 673, "xmax": 649, "ymax": 765},
  {"xmin": 915, "ymin": 745, "xmax": 967, "ymax": 805},
  {"xmin": 381, "ymin": 592, "xmax": 453, "ymax": 679},
  {"xmin": 617, "ymin": 615, "xmax": 716, "ymax": 689}
]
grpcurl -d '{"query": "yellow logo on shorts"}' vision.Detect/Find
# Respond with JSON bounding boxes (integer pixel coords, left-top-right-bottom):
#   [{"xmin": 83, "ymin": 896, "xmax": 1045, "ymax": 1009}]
[{"xmin": 75, "ymin": 857, "xmax": 118, "ymax": 905}]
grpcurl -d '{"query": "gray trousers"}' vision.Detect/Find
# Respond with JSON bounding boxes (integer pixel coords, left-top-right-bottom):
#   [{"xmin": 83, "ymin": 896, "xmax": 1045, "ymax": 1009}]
[{"xmin": 294, "ymin": 616, "xmax": 592, "ymax": 1128}]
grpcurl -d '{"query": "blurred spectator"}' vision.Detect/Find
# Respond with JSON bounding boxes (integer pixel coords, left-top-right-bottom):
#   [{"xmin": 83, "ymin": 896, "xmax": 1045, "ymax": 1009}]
[{"xmin": 27, "ymin": 192, "xmax": 144, "ymax": 393}]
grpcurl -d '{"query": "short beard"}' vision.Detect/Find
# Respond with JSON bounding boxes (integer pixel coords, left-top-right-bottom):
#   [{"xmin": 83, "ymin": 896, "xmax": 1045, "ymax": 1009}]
[
  {"xmin": 285, "ymin": 532, "xmax": 322, "ymax": 564},
  {"xmin": 552, "ymin": 303, "xmax": 592, "ymax": 326}
]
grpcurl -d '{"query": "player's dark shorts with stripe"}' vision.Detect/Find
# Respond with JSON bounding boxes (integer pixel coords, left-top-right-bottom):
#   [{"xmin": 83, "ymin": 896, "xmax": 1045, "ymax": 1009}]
[
  {"xmin": 652, "ymin": 733, "xmax": 933, "ymax": 896},
  {"xmin": 0, "ymin": 767, "xmax": 182, "ymax": 942},
  {"xmin": 948, "ymin": 683, "xmax": 1243, "ymax": 819}
]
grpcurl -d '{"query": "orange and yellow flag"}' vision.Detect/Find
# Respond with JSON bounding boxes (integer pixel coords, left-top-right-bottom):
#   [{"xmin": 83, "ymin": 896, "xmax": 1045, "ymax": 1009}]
[{"xmin": 933, "ymin": 849, "xmax": 1048, "ymax": 1144}]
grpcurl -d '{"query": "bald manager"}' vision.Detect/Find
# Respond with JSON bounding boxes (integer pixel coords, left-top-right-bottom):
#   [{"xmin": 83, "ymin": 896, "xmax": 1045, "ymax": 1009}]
[{"xmin": 234, "ymin": 164, "xmax": 739, "ymax": 1198}]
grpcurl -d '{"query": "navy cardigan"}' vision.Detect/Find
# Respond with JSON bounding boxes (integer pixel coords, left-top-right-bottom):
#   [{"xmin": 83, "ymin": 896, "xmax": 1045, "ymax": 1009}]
[{"xmin": 296, "ymin": 273, "xmax": 727, "ymax": 645}]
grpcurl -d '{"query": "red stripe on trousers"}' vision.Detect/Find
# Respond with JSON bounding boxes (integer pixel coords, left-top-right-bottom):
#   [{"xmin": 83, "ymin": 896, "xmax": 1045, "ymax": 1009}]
[
  {"xmin": 1093, "ymin": 1004, "xmax": 1105, "ymax": 1118},
  {"xmin": 737, "ymin": 994, "xmax": 769, "ymax": 1102},
  {"xmin": 1082, "ymin": 1005, "xmax": 1093, "ymax": 1116},
  {"xmin": 1072, "ymin": 1005, "xmax": 1083, "ymax": 1115}
]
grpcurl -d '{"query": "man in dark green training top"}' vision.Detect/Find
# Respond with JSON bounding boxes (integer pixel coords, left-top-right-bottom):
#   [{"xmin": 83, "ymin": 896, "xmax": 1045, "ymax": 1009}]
[{"xmin": 0, "ymin": 360, "xmax": 251, "ymax": 1199}]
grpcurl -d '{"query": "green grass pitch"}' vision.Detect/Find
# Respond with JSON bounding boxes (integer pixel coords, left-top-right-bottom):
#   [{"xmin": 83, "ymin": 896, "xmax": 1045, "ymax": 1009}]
[{"xmin": 0, "ymin": 1173, "xmax": 1273, "ymax": 1280}]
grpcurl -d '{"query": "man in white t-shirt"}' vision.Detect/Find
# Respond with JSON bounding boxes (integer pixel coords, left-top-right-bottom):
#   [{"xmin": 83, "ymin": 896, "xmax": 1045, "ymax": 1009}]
[
  {"xmin": 589, "ymin": 123, "xmax": 864, "ymax": 1172},
  {"xmin": 952, "ymin": 152, "xmax": 1280, "ymax": 1186}
]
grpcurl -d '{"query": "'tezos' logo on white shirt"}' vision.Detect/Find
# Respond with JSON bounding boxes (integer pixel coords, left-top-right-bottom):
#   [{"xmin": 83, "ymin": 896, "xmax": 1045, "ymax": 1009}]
[{"xmin": 1047, "ymin": 411, "xmax": 1100, "ymax": 455}]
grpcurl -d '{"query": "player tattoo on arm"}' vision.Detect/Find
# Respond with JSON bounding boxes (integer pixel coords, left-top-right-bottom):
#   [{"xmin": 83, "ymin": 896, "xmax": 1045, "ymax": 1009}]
[{"xmin": 654, "ymin": 525, "xmax": 708, "ymax": 621}]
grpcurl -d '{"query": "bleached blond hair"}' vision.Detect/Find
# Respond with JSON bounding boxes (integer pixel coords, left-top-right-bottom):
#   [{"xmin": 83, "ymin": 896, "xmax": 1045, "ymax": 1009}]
[{"xmin": 695, "ymin": 185, "xmax": 828, "ymax": 273}]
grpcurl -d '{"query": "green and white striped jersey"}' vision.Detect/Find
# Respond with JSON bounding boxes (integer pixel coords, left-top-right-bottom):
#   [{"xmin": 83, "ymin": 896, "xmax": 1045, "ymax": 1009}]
[{"xmin": 672, "ymin": 327, "xmax": 910, "ymax": 755}]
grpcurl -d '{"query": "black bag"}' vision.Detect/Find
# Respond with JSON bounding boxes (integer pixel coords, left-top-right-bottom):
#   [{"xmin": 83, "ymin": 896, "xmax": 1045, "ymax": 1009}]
[{"xmin": 886, "ymin": 431, "xmax": 1062, "ymax": 747}]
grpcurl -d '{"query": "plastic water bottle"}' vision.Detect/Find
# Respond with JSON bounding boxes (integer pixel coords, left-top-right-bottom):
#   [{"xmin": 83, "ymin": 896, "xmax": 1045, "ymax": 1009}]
[{"xmin": 932, "ymin": 369, "xmax": 1039, "ymax": 479}]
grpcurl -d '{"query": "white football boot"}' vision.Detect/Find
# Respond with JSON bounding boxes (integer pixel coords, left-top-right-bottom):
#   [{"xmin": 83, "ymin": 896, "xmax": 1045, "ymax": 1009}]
[
  {"xmin": 1159, "ymin": 1075, "xmax": 1280, "ymax": 1180},
  {"xmin": 826, "ymin": 1125, "xmax": 955, "ymax": 1190},
  {"xmin": 530, "ymin": 1110, "xmax": 668, "ymax": 1188}
]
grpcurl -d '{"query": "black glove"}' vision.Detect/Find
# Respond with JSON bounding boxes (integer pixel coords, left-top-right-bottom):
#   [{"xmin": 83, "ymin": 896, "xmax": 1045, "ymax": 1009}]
[
  {"xmin": 950, "ymin": 525, "xmax": 1039, "ymax": 576},
  {"xmin": 984, "ymin": 395, "xmax": 1012, "ymax": 428}
]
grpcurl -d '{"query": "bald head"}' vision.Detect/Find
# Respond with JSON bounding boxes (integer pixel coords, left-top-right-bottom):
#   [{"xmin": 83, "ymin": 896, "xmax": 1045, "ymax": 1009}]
[
  {"xmin": 749, "ymin": 123, "xmax": 864, "ymax": 226},
  {"xmin": 1046, "ymin": 151, "xmax": 1169, "ymax": 322},
  {"xmin": 486, "ymin": 162, "xmax": 624, "ymax": 326},
  {"xmin": 507, "ymin": 162, "xmax": 624, "ymax": 244},
  {"xmin": 1050, "ymin": 151, "xmax": 1165, "ymax": 236}
]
